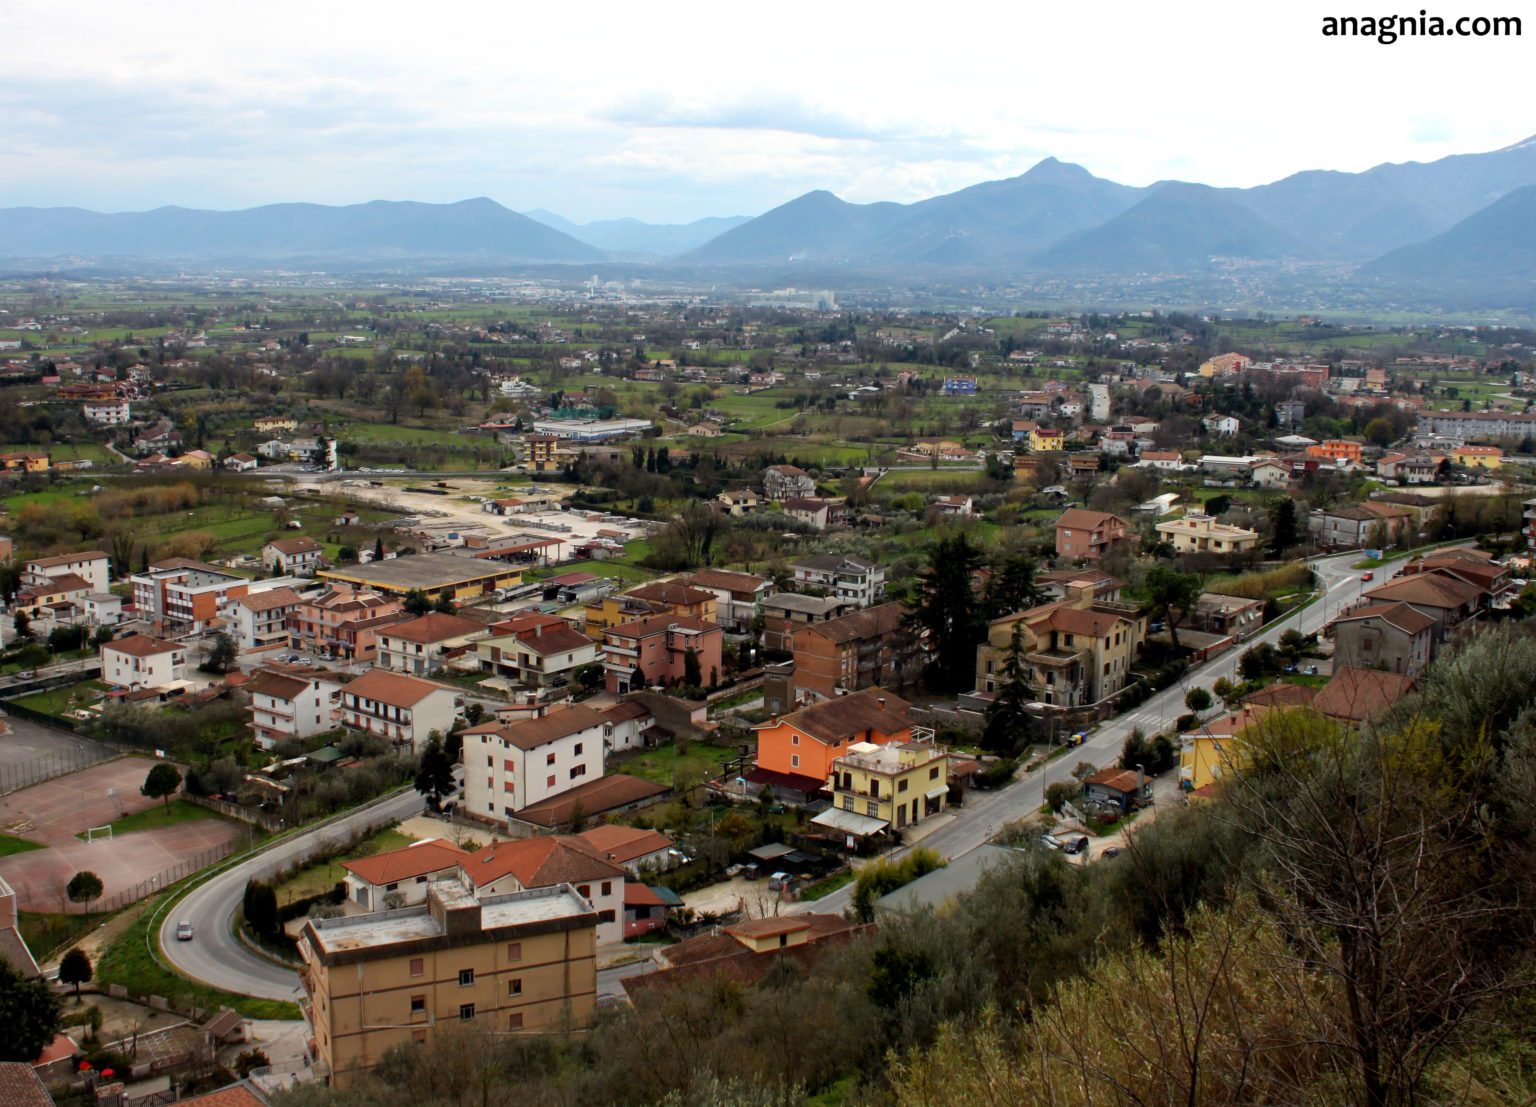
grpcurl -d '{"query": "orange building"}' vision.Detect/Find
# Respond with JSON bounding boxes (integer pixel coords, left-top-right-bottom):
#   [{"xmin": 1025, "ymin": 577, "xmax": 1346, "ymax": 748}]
[
  {"xmin": 753, "ymin": 687, "xmax": 912, "ymax": 786},
  {"xmin": 1306, "ymin": 439, "xmax": 1363, "ymax": 464}
]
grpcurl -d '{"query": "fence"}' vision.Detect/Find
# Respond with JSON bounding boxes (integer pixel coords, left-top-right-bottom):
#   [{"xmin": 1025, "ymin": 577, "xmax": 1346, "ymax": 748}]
[
  {"xmin": 3, "ymin": 696, "xmax": 81, "ymax": 732},
  {"xmin": 183, "ymin": 793, "xmax": 286, "ymax": 833},
  {"xmin": 12, "ymin": 843, "xmax": 240, "ymax": 917},
  {"xmin": 0, "ymin": 742, "xmax": 114, "ymax": 795}
]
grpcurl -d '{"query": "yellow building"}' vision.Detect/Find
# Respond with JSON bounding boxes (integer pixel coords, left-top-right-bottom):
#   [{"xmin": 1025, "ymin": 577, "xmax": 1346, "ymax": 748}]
[
  {"xmin": 1155, "ymin": 513, "xmax": 1262, "ymax": 556},
  {"xmin": 582, "ymin": 580, "xmax": 717, "ymax": 639},
  {"xmin": 1198, "ymin": 352, "xmax": 1252, "ymax": 378},
  {"xmin": 1178, "ymin": 705, "xmax": 1271, "ymax": 792},
  {"xmin": 0, "ymin": 450, "xmax": 49, "ymax": 473},
  {"xmin": 1452, "ymin": 444, "xmax": 1503, "ymax": 469},
  {"xmin": 523, "ymin": 434, "xmax": 561, "ymax": 472},
  {"xmin": 318, "ymin": 552, "xmax": 522, "ymax": 604},
  {"xmin": 1028, "ymin": 428, "xmax": 1066, "ymax": 453},
  {"xmin": 298, "ymin": 879, "xmax": 597, "ymax": 1088},
  {"xmin": 255, "ymin": 416, "xmax": 299, "ymax": 434},
  {"xmin": 975, "ymin": 584, "xmax": 1144, "ymax": 707},
  {"xmin": 826, "ymin": 734, "xmax": 949, "ymax": 835}
]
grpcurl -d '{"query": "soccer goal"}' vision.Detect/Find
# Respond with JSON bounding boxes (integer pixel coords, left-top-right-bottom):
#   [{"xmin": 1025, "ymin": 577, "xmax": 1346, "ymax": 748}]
[{"xmin": 85, "ymin": 825, "xmax": 113, "ymax": 843}]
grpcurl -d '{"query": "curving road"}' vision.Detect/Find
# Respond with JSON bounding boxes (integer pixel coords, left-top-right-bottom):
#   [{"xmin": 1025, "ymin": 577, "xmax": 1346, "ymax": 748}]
[
  {"xmin": 801, "ymin": 546, "xmax": 1409, "ymax": 916},
  {"xmin": 157, "ymin": 548, "xmax": 1424, "ymax": 996}
]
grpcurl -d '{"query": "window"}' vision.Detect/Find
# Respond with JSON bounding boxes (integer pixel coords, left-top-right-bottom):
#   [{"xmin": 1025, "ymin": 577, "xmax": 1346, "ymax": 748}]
[
  {"xmin": 458, "ymin": 969, "xmax": 475, "ymax": 986},
  {"xmin": 410, "ymin": 995, "xmax": 426, "ymax": 1013},
  {"xmin": 599, "ymin": 909, "xmax": 616, "ymax": 923},
  {"xmin": 460, "ymin": 1003, "xmax": 476, "ymax": 1021},
  {"xmin": 507, "ymin": 1012, "xmax": 524, "ymax": 1030},
  {"xmin": 569, "ymin": 764, "xmax": 587, "ymax": 780},
  {"xmin": 409, "ymin": 958, "xmax": 424, "ymax": 977},
  {"xmin": 507, "ymin": 942, "xmax": 522, "ymax": 961},
  {"xmin": 790, "ymin": 754, "xmax": 799, "ymax": 768},
  {"xmin": 578, "ymin": 884, "xmax": 591, "ymax": 898},
  {"xmin": 791, "ymin": 734, "xmax": 799, "ymax": 746},
  {"xmin": 898, "ymin": 779, "xmax": 908, "ymax": 793},
  {"xmin": 600, "ymin": 881, "xmax": 612, "ymax": 896},
  {"xmin": 574, "ymin": 742, "xmax": 583, "ymax": 755},
  {"xmin": 866, "ymin": 801, "xmax": 879, "ymax": 817},
  {"xmin": 547, "ymin": 775, "xmax": 556, "ymax": 788},
  {"xmin": 507, "ymin": 978, "xmax": 522, "ymax": 996},
  {"xmin": 929, "ymin": 766, "xmax": 940, "ymax": 780},
  {"xmin": 546, "ymin": 752, "xmax": 556, "ymax": 766},
  {"xmin": 385, "ymin": 882, "xmax": 398, "ymax": 891},
  {"xmin": 413, "ymin": 1029, "xmax": 427, "ymax": 1044}
]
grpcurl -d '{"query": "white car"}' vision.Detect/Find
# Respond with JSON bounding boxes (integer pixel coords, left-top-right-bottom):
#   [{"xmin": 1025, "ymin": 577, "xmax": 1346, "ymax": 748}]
[{"xmin": 175, "ymin": 921, "xmax": 194, "ymax": 941}]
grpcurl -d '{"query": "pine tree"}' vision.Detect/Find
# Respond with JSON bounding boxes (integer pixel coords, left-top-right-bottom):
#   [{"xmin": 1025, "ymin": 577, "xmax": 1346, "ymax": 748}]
[
  {"xmin": 1271, "ymin": 498, "xmax": 1299, "ymax": 553},
  {"xmin": 981, "ymin": 623, "xmax": 1038, "ymax": 755},
  {"xmin": 910, "ymin": 532, "xmax": 985, "ymax": 694},
  {"xmin": 414, "ymin": 733, "xmax": 455, "ymax": 812}
]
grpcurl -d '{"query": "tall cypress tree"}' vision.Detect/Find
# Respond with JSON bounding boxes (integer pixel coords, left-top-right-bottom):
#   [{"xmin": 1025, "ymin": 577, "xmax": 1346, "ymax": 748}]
[{"xmin": 910, "ymin": 532, "xmax": 985, "ymax": 694}]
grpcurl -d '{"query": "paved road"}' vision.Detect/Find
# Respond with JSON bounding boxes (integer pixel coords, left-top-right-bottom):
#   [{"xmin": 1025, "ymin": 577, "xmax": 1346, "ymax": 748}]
[{"xmin": 801, "ymin": 546, "xmax": 1397, "ymax": 917}]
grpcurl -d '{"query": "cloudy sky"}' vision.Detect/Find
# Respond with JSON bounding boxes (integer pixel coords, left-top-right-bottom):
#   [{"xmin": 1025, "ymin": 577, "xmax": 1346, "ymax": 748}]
[{"xmin": 2, "ymin": 0, "xmax": 1531, "ymax": 223}]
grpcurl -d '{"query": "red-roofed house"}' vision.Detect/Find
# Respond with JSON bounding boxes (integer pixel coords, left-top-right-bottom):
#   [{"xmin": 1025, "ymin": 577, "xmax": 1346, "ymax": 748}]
[
  {"xmin": 1329, "ymin": 601, "xmax": 1437, "ymax": 677},
  {"xmin": 337, "ymin": 670, "xmax": 459, "ymax": 749},
  {"xmin": 375, "ymin": 612, "xmax": 488, "ymax": 676},
  {"xmin": 973, "ymin": 584, "xmax": 1145, "ymax": 707},
  {"xmin": 460, "ymin": 704, "xmax": 612, "ymax": 822},
  {"xmin": 246, "ymin": 665, "xmax": 344, "ymax": 748},
  {"xmin": 341, "ymin": 839, "xmax": 471, "ymax": 910},
  {"xmin": 601, "ymin": 614, "xmax": 723, "ymax": 694},
  {"xmin": 1053, "ymin": 508, "xmax": 1128, "ymax": 561},
  {"xmin": 457, "ymin": 836, "xmax": 626, "ymax": 943},
  {"xmin": 574, "ymin": 823, "xmax": 676, "ymax": 874},
  {"xmin": 100, "ymin": 634, "xmax": 187, "ymax": 691},
  {"xmin": 474, "ymin": 613, "xmax": 600, "ymax": 688},
  {"xmin": 233, "ymin": 587, "xmax": 303, "ymax": 651},
  {"xmin": 261, "ymin": 536, "xmax": 324, "ymax": 576}
]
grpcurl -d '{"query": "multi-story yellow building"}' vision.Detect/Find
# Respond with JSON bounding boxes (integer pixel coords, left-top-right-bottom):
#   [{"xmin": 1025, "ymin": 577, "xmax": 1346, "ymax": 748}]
[
  {"xmin": 1028, "ymin": 427, "xmax": 1066, "ymax": 453},
  {"xmin": 826, "ymin": 732, "xmax": 948, "ymax": 835},
  {"xmin": 1178, "ymin": 705, "xmax": 1270, "ymax": 793},
  {"xmin": 1452, "ymin": 444, "xmax": 1503, "ymax": 469},
  {"xmin": 523, "ymin": 434, "xmax": 562, "ymax": 472},
  {"xmin": 1154, "ymin": 513, "xmax": 1262, "ymax": 556},
  {"xmin": 975, "ymin": 584, "xmax": 1144, "ymax": 708},
  {"xmin": 298, "ymin": 878, "xmax": 597, "ymax": 1088},
  {"xmin": 583, "ymin": 580, "xmax": 717, "ymax": 639}
]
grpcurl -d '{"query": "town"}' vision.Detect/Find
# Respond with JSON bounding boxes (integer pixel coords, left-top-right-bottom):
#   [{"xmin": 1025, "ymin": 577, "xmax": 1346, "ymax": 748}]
[{"xmin": 0, "ymin": 283, "xmax": 1534, "ymax": 1106}]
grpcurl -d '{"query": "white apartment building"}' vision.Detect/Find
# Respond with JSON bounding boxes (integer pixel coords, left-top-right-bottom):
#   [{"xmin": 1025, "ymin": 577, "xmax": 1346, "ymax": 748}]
[
  {"xmin": 261, "ymin": 537, "xmax": 325, "ymax": 576},
  {"xmin": 100, "ymin": 634, "xmax": 187, "ymax": 691},
  {"xmin": 375, "ymin": 613, "xmax": 488, "ymax": 676},
  {"xmin": 246, "ymin": 666, "xmax": 344, "ymax": 748},
  {"xmin": 790, "ymin": 555, "xmax": 886, "ymax": 607},
  {"xmin": 336, "ymin": 669, "xmax": 460, "ymax": 750},
  {"xmin": 461, "ymin": 704, "xmax": 609, "ymax": 823},
  {"xmin": 26, "ymin": 550, "xmax": 111, "ymax": 594},
  {"xmin": 1155, "ymin": 513, "xmax": 1263, "ymax": 555},
  {"xmin": 83, "ymin": 399, "xmax": 132, "ymax": 426},
  {"xmin": 232, "ymin": 587, "xmax": 302, "ymax": 651}
]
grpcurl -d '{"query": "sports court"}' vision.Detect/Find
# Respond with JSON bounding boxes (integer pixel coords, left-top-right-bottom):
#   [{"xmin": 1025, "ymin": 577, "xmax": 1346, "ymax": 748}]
[{"xmin": 0, "ymin": 756, "xmax": 243, "ymax": 912}]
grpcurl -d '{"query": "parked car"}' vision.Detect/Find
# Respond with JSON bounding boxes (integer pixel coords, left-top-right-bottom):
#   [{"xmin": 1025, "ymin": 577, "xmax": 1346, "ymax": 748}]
[
  {"xmin": 1062, "ymin": 835, "xmax": 1089, "ymax": 855},
  {"xmin": 1101, "ymin": 846, "xmax": 1124, "ymax": 860},
  {"xmin": 1039, "ymin": 834, "xmax": 1062, "ymax": 851},
  {"xmin": 175, "ymin": 921, "xmax": 194, "ymax": 941}
]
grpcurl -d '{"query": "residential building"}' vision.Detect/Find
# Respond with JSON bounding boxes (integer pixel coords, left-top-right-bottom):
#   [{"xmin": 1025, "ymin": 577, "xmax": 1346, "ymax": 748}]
[
  {"xmin": 254, "ymin": 415, "xmax": 298, "ymax": 435},
  {"xmin": 458, "ymin": 837, "xmax": 626, "ymax": 945},
  {"xmin": 1187, "ymin": 592, "xmax": 1264, "ymax": 641},
  {"xmin": 1083, "ymin": 767, "xmax": 1148, "ymax": 812},
  {"xmin": 376, "ymin": 613, "xmax": 488, "ymax": 676},
  {"xmin": 1416, "ymin": 409, "xmax": 1536, "ymax": 443},
  {"xmin": 825, "ymin": 734, "xmax": 949, "ymax": 837},
  {"xmin": 233, "ymin": 587, "xmax": 303, "ymax": 652},
  {"xmin": 292, "ymin": 586, "xmax": 407, "ymax": 662},
  {"xmin": 461, "ymin": 705, "xmax": 610, "ymax": 823},
  {"xmin": 337, "ymin": 670, "xmax": 460, "ymax": 749},
  {"xmin": 1155, "ymin": 514, "xmax": 1262, "ymax": 556},
  {"xmin": 341, "ymin": 840, "xmax": 473, "ymax": 911},
  {"xmin": 974, "ymin": 584, "xmax": 1144, "ymax": 707},
  {"xmin": 0, "ymin": 875, "xmax": 41, "ymax": 978},
  {"xmin": 298, "ymin": 879, "xmax": 596, "ymax": 1088},
  {"xmin": 247, "ymin": 665, "xmax": 344, "ymax": 747},
  {"xmin": 1329, "ymin": 602, "xmax": 1436, "ymax": 677},
  {"xmin": 791, "ymin": 555, "xmax": 885, "ymax": 607},
  {"xmin": 792, "ymin": 602, "xmax": 924, "ymax": 700},
  {"xmin": 932, "ymin": 495, "xmax": 973, "ymax": 517},
  {"xmin": 101, "ymin": 634, "xmax": 187, "ymax": 691},
  {"xmin": 754, "ymin": 687, "xmax": 913, "ymax": 790},
  {"xmin": 262, "ymin": 536, "xmax": 324, "ymax": 576},
  {"xmin": 941, "ymin": 377, "xmax": 976, "ymax": 395},
  {"xmin": 784, "ymin": 496, "xmax": 844, "ymax": 531},
  {"xmin": 1306, "ymin": 439, "xmax": 1364, "ymax": 464},
  {"xmin": 1307, "ymin": 504, "xmax": 1415, "ymax": 551},
  {"xmin": 680, "ymin": 568, "xmax": 773, "ymax": 633},
  {"xmin": 1452, "ymin": 444, "xmax": 1503, "ymax": 469},
  {"xmin": 224, "ymin": 452, "xmax": 259, "ymax": 472},
  {"xmin": 82, "ymin": 591, "xmax": 125, "ymax": 628},
  {"xmin": 763, "ymin": 464, "xmax": 816, "ymax": 501},
  {"xmin": 601, "ymin": 614, "xmax": 723, "ymax": 694},
  {"xmin": 475, "ymin": 614, "xmax": 600, "ymax": 688},
  {"xmin": 574, "ymin": 824, "xmax": 676, "ymax": 876},
  {"xmin": 1311, "ymin": 666, "xmax": 1417, "ymax": 724},
  {"xmin": 26, "ymin": 550, "xmax": 110, "ymax": 593},
  {"xmin": 627, "ymin": 914, "xmax": 868, "ymax": 999},
  {"xmin": 583, "ymin": 579, "xmax": 717, "ymax": 638},
  {"xmin": 1398, "ymin": 549, "xmax": 1513, "ymax": 604},
  {"xmin": 0, "ymin": 450, "xmax": 48, "ymax": 473},
  {"xmin": 1357, "ymin": 572, "xmax": 1485, "ymax": 642},
  {"xmin": 1028, "ymin": 427, "xmax": 1065, "ymax": 453},
  {"xmin": 83, "ymin": 398, "xmax": 132, "ymax": 425},
  {"xmin": 715, "ymin": 489, "xmax": 760, "ymax": 517},
  {"xmin": 1199, "ymin": 352, "xmax": 1252, "ymax": 378},
  {"xmin": 130, "ymin": 558, "xmax": 251, "ymax": 634},
  {"xmin": 13, "ymin": 570, "xmax": 93, "ymax": 620},
  {"xmin": 1248, "ymin": 458, "xmax": 1291, "ymax": 489},
  {"xmin": 318, "ymin": 552, "xmax": 523, "ymax": 605},
  {"xmin": 1203, "ymin": 414, "xmax": 1240, "ymax": 437},
  {"xmin": 760, "ymin": 593, "xmax": 850, "ymax": 652},
  {"xmin": 522, "ymin": 433, "xmax": 561, "ymax": 472},
  {"xmin": 1053, "ymin": 508, "xmax": 1128, "ymax": 561},
  {"xmin": 1179, "ymin": 705, "xmax": 1273, "ymax": 792},
  {"xmin": 1137, "ymin": 450, "xmax": 1186, "ymax": 471}
]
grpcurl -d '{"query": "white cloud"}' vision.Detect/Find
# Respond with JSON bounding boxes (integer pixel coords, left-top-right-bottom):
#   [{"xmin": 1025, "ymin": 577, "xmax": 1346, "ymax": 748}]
[{"xmin": 0, "ymin": 0, "xmax": 1530, "ymax": 221}]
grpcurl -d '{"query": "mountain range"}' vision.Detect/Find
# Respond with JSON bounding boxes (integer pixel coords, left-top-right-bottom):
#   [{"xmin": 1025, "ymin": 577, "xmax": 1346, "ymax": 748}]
[{"xmin": 1, "ymin": 136, "xmax": 1534, "ymax": 305}]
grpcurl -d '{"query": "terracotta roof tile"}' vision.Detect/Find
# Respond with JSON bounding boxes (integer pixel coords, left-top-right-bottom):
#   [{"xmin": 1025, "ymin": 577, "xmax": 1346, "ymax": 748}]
[
  {"xmin": 340, "ymin": 669, "xmax": 455, "ymax": 708},
  {"xmin": 341, "ymin": 840, "xmax": 471, "ymax": 886}
]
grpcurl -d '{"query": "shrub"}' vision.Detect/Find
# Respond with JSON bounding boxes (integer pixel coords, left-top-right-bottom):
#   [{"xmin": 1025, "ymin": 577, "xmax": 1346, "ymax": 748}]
[{"xmin": 852, "ymin": 848, "xmax": 945, "ymax": 922}]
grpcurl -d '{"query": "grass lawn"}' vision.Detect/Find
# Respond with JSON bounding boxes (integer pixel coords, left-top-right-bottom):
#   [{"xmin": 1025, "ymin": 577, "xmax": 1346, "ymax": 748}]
[
  {"xmin": 18, "ymin": 909, "xmax": 112, "ymax": 962},
  {"xmin": 12, "ymin": 680, "xmax": 106, "ymax": 718},
  {"xmin": 75, "ymin": 800, "xmax": 223, "ymax": 841},
  {"xmin": 271, "ymin": 824, "xmax": 418, "ymax": 905},
  {"xmin": 799, "ymin": 868, "xmax": 855, "ymax": 901},
  {"xmin": 611, "ymin": 740, "xmax": 738, "ymax": 787},
  {"xmin": 0, "ymin": 832, "xmax": 44, "ymax": 857}
]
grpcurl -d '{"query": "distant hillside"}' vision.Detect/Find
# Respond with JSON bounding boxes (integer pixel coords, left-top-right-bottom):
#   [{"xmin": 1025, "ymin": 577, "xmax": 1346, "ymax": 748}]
[
  {"xmin": 1359, "ymin": 185, "xmax": 1536, "ymax": 305},
  {"xmin": 680, "ymin": 190, "xmax": 906, "ymax": 265},
  {"xmin": 1236, "ymin": 134, "xmax": 1536, "ymax": 259},
  {"xmin": 1032, "ymin": 183, "xmax": 1307, "ymax": 274},
  {"xmin": 523, "ymin": 210, "xmax": 752, "ymax": 256},
  {"xmin": 0, "ymin": 198, "xmax": 603, "ymax": 263}
]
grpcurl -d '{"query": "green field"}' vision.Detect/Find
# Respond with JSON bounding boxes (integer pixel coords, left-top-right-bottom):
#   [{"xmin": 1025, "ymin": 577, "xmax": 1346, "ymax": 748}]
[
  {"xmin": 0, "ymin": 833, "xmax": 44, "ymax": 857},
  {"xmin": 610, "ymin": 740, "xmax": 738, "ymax": 787},
  {"xmin": 75, "ymin": 799, "xmax": 224, "ymax": 841}
]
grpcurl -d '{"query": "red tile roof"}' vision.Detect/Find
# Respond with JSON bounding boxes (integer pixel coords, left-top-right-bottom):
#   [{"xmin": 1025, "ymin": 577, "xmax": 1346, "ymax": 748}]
[
  {"xmin": 378, "ymin": 612, "xmax": 484, "ymax": 644},
  {"xmin": 575, "ymin": 824, "xmax": 673, "ymax": 865},
  {"xmin": 764, "ymin": 686, "xmax": 911, "ymax": 746},
  {"xmin": 0, "ymin": 1062, "xmax": 54, "ymax": 1107},
  {"xmin": 266, "ymin": 536, "xmax": 322, "ymax": 555},
  {"xmin": 458, "ymin": 836, "xmax": 625, "ymax": 889},
  {"xmin": 340, "ymin": 669, "xmax": 455, "ymax": 708},
  {"xmin": 238, "ymin": 587, "xmax": 302, "ymax": 613},
  {"xmin": 1311, "ymin": 667, "xmax": 1416, "ymax": 723},
  {"xmin": 103, "ymin": 633, "xmax": 180, "ymax": 657},
  {"xmin": 341, "ymin": 839, "xmax": 470, "ymax": 887}
]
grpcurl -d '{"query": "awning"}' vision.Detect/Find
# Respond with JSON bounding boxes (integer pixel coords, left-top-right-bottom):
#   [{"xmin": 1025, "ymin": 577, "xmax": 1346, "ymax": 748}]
[
  {"xmin": 925, "ymin": 785, "xmax": 950, "ymax": 800},
  {"xmin": 811, "ymin": 807, "xmax": 889, "ymax": 837}
]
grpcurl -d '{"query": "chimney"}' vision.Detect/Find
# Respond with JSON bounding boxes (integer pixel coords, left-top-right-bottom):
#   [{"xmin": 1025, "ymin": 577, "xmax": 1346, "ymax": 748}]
[
  {"xmin": 1135, "ymin": 764, "xmax": 1146, "ymax": 795},
  {"xmin": 877, "ymin": 696, "xmax": 885, "ymax": 709}
]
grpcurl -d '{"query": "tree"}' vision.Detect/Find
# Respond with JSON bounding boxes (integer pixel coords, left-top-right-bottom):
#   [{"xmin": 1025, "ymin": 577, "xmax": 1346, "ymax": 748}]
[
  {"xmin": 59, "ymin": 948, "xmax": 92, "ymax": 1001},
  {"xmin": 1270, "ymin": 497, "xmax": 1299, "ymax": 553},
  {"xmin": 983, "ymin": 551, "xmax": 1042, "ymax": 619},
  {"xmin": 66, "ymin": 870, "xmax": 103, "ymax": 912},
  {"xmin": 432, "ymin": 591, "xmax": 455, "ymax": 614},
  {"xmin": 414, "ymin": 733, "xmax": 455, "ymax": 812},
  {"xmin": 401, "ymin": 589, "xmax": 432, "ymax": 616},
  {"xmin": 1144, "ymin": 566, "xmax": 1201, "ymax": 652},
  {"xmin": 0, "ymin": 959, "xmax": 60, "ymax": 1061},
  {"xmin": 243, "ymin": 878, "xmax": 278, "ymax": 936},
  {"xmin": 373, "ymin": 536, "xmax": 385, "ymax": 561},
  {"xmin": 12, "ymin": 608, "xmax": 30, "ymax": 641},
  {"xmin": 910, "ymin": 532, "xmax": 985, "ymax": 694},
  {"xmin": 202, "ymin": 631, "xmax": 237, "ymax": 675},
  {"xmin": 1184, "ymin": 686, "xmax": 1213, "ymax": 714},
  {"xmin": 1363, "ymin": 416, "xmax": 1396, "ymax": 447},
  {"xmin": 683, "ymin": 647, "xmax": 701, "ymax": 689},
  {"xmin": 981, "ymin": 622, "xmax": 1038, "ymax": 755},
  {"xmin": 141, "ymin": 762, "xmax": 182, "ymax": 808}
]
